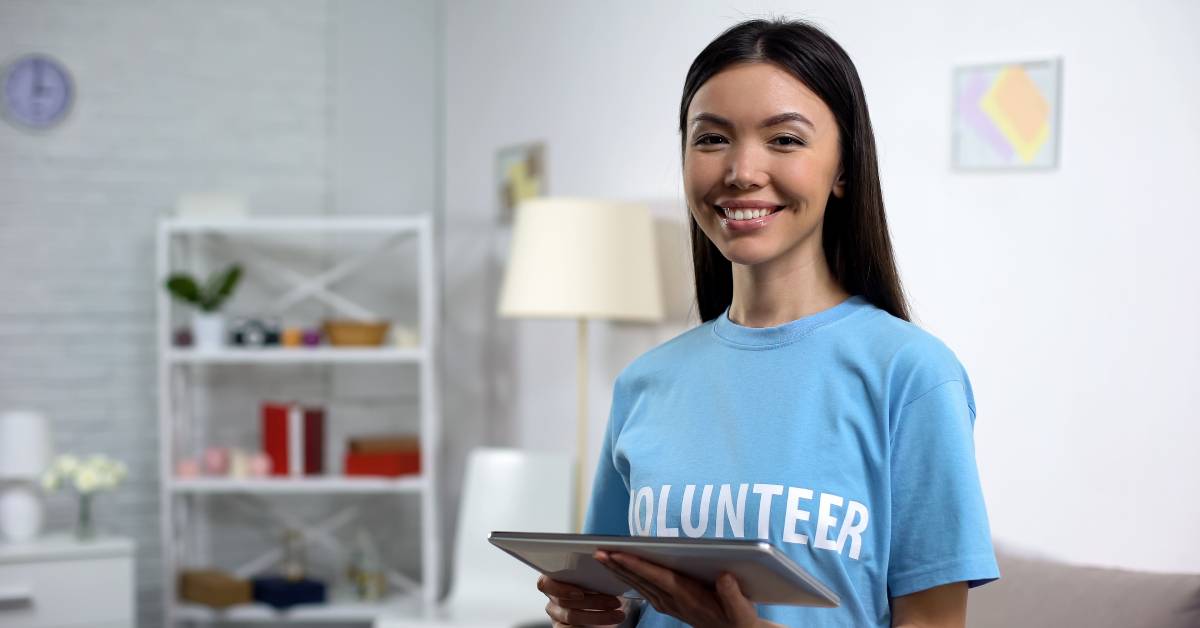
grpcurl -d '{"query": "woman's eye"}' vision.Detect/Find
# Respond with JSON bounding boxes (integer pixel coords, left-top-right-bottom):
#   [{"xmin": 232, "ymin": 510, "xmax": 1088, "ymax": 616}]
[
  {"xmin": 773, "ymin": 135, "xmax": 806, "ymax": 147},
  {"xmin": 695, "ymin": 135, "xmax": 726, "ymax": 146},
  {"xmin": 693, "ymin": 135, "xmax": 806, "ymax": 147}
]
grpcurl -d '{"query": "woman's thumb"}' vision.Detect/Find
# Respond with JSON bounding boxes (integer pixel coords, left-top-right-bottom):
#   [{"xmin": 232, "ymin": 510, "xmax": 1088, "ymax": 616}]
[{"xmin": 715, "ymin": 573, "xmax": 758, "ymax": 624}]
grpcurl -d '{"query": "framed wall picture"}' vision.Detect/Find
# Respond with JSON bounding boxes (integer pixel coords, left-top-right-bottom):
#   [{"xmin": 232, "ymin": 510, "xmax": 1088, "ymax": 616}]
[
  {"xmin": 495, "ymin": 141, "xmax": 545, "ymax": 225},
  {"xmin": 952, "ymin": 58, "xmax": 1062, "ymax": 170}
]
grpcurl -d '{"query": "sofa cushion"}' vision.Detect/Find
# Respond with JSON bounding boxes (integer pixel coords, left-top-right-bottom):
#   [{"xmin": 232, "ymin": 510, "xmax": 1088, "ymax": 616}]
[{"xmin": 967, "ymin": 547, "xmax": 1200, "ymax": 628}]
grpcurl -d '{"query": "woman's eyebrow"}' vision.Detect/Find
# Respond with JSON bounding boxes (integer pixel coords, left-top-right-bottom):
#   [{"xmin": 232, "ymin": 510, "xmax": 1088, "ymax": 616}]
[{"xmin": 690, "ymin": 111, "xmax": 815, "ymax": 130}]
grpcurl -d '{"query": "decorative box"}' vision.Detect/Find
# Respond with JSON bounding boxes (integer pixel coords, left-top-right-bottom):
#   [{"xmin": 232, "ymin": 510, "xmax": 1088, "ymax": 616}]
[
  {"xmin": 344, "ymin": 434, "xmax": 420, "ymax": 477},
  {"xmin": 344, "ymin": 451, "xmax": 420, "ymax": 476},
  {"xmin": 179, "ymin": 569, "xmax": 253, "ymax": 609},
  {"xmin": 250, "ymin": 575, "xmax": 326, "ymax": 609}
]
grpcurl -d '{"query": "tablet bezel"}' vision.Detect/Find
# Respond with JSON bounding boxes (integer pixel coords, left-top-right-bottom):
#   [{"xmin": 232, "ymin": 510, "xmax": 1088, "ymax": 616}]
[{"xmin": 489, "ymin": 531, "xmax": 840, "ymax": 608}]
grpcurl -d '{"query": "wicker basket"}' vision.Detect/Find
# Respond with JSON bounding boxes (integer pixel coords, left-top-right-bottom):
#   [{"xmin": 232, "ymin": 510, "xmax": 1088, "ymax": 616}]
[{"xmin": 322, "ymin": 320, "xmax": 391, "ymax": 347}]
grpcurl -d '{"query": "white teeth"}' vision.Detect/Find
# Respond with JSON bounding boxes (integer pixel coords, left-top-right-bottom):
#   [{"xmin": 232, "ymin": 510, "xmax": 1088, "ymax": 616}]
[{"xmin": 719, "ymin": 206, "xmax": 781, "ymax": 220}]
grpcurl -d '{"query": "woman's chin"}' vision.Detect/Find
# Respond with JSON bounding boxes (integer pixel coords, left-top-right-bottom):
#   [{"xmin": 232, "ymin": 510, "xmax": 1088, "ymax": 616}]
[
  {"xmin": 725, "ymin": 252, "xmax": 780, "ymax": 268},
  {"xmin": 718, "ymin": 240, "xmax": 781, "ymax": 266}
]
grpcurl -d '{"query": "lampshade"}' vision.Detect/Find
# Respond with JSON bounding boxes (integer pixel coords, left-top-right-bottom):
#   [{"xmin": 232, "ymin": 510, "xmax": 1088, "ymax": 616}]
[
  {"xmin": 498, "ymin": 197, "xmax": 664, "ymax": 322},
  {"xmin": 0, "ymin": 410, "xmax": 52, "ymax": 480}
]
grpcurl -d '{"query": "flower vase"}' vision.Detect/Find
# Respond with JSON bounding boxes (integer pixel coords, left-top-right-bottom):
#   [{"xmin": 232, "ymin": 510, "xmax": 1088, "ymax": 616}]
[{"xmin": 75, "ymin": 492, "xmax": 95, "ymax": 541}]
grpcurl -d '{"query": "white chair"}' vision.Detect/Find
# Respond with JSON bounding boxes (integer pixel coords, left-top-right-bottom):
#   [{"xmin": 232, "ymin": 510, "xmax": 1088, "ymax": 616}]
[{"xmin": 375, "ymin": 447, "xmax": 573, "ymax": 628}]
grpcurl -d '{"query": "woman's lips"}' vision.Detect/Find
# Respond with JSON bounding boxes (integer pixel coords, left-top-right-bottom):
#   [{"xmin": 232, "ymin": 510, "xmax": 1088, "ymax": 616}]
[{"xmin": 715, "ymin": 204, "xmax": 785, "ymax": 232}]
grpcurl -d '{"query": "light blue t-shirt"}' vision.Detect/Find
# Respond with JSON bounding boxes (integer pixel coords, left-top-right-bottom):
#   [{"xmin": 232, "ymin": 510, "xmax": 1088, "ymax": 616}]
[{"xmin": 584, "ymin": 295, "xmax": 1000, "ymax": 627}]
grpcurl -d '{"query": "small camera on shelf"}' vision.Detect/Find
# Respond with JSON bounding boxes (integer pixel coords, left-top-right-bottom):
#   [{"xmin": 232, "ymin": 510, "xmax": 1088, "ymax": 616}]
[{"xmin": 231, "ymin": 317, "xmax": 283, "ymax": 347}]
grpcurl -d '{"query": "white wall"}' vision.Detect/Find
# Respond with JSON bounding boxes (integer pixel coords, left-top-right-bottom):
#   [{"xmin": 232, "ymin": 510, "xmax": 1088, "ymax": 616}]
[
  {"xmin": 330, "ymin": 0, "xmax": 439, "ymax": 218},
  {"xmin": 444, "ymin": 0, "xmax": 1200, "ymax": 574},
  {"xmin": 0, "ymin": 2, "xmax": 330, "ymax": 624},
  {"xmin": 0, "ymin": 1, "xmax": 444, "ymax": 624},
  {"xmin": 328, "ymin": 0, "xmax": 446, "ymax": 595}
]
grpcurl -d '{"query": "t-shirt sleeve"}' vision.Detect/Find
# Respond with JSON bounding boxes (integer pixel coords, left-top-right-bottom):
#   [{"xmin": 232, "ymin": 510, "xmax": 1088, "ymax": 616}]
[
  {"xmin": 583, "ymin": 377, "xmax": 632, "ymax": 535},
  {"xmin": 888, "ymin": 379, "xmax": 1000, "ymax": 598}
]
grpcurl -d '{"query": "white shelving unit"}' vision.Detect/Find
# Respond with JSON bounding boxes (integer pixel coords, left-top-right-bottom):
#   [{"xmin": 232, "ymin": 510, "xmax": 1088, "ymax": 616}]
[{"xmin": 155, "ymin": 215, "xmax": 440, "ymax": 626}]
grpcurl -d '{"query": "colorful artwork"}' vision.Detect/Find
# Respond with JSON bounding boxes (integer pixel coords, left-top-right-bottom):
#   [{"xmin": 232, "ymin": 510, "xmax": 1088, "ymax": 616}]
[
  {"xmin": 495, "ymin": 141, "xmax": 546, "ymax": 224},
  {"xmin": 953, "ymin": 59, "xmax": 1061, "ymax": 169}
]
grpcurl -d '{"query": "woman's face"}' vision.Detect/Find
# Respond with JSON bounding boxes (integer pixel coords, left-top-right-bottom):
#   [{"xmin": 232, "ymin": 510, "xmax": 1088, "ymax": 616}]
[{"xmin": 683, "ymin": 62, "xmax": 844, "ymax": 269}]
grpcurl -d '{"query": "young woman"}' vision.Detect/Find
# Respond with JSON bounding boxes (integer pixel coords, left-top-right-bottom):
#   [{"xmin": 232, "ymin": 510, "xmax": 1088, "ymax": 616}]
[{"xmin": 537, "ymin": 17, "xmax": 999, "ymax": 628}]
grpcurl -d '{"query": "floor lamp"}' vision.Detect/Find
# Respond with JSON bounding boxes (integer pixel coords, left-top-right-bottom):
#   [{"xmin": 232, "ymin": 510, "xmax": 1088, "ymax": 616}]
[{"xmin": 498, "ymin": 197, "xmax": 663, "ymax": 531}]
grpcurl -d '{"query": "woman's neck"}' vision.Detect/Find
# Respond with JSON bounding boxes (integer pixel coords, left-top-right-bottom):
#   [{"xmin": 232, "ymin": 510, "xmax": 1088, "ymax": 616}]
[{"xmin": 727, "ymin": 243, "xmax": 850, "ymax": 328}]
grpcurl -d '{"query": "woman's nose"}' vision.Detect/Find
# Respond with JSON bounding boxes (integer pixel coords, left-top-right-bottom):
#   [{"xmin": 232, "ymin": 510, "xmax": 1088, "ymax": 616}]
[{"xmin": 723, "ymin": 145, "xmax": 770, "ymax": 189}]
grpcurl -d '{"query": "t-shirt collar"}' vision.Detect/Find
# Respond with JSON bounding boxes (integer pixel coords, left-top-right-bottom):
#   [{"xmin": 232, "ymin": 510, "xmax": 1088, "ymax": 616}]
[{"xmin": 713, "ymin": 294, "xmax": 870, "ymax": 348}]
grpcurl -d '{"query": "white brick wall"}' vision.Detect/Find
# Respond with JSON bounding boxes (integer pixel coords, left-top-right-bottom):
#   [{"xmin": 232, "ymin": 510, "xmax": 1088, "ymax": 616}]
[{"xmin": 0, "ymin": 2, "xmax": 331, "ymax": 626}]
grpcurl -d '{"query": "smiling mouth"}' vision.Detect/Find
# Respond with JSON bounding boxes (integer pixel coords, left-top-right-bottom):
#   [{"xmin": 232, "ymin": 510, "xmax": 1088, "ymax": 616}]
[{"xmin": 713, "ymin": 205, "xmax": 785, "ymax": 221}]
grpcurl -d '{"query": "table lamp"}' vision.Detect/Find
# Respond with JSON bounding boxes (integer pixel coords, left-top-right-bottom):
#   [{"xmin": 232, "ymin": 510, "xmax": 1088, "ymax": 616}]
[
  {"xmin": 0, "ymin": 410, "xmax": 52, "ymax": 542},
  {"xmin": 498, "ymin": 197, "xmax": 664, "ymax": 530}
]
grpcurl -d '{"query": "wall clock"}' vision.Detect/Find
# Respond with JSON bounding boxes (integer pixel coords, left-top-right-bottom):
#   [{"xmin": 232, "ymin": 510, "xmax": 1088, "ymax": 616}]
[{"xmin": 2, "ymin": 54, "xmax": 74, "ymax": 130}]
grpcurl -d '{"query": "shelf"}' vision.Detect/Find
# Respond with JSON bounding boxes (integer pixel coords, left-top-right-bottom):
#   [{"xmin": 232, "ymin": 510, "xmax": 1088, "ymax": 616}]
[
  {"xmin": 158, "ymin": 214, "xmax": 442, "ymax": 623},
  {"xmin": 171, "ymin": 475, "xmax": 426, "ymax": 494},
  {"xmin": 0, "ymin": 534, "xmax": 134, "ymax": 562},
  {"xmin": 167, "ymin": 346, "xmax": 427, "ymax": 364},
  {"xmin": 163, "ymin": 215, "xmax": 429, "ymax": 234},
  {"xmin": 176, "ymin": 592, "xmax": 425, "ymax": 623}
]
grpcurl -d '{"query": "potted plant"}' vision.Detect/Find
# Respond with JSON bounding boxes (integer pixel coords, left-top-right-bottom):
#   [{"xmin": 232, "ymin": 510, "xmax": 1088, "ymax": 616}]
[{"xmin": 164, "ymin": 264, "xmax": 242, "ymax": 350}]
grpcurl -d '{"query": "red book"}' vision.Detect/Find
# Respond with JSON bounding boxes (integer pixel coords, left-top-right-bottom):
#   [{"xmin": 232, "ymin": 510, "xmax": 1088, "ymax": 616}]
[
  {"xmin": 262, "ymin": 403, "xmax": 289, "ymax": 476},
  {"xmin": 261, "ymin": 402, "xmax": 324, "ymax": 476},
  {"xmin": 303, "ymin": 409, "xmax": 323, "ymax": 475}
]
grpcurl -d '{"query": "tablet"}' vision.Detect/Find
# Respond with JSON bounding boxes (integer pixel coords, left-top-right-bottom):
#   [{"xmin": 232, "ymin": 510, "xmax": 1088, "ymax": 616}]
[{"xmin": 489, "ymin": 531, "xmax": 839, "ymax": 607}]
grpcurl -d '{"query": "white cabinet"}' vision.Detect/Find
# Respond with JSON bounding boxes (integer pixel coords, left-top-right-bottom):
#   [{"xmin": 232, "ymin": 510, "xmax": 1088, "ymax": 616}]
[
  {"xmin": 155, "ymin": 216, "xmax": 441, "ymax": 625},
  {"xmin": 0, "ymin": 535, "xmax": 135, "ymax": 628}
]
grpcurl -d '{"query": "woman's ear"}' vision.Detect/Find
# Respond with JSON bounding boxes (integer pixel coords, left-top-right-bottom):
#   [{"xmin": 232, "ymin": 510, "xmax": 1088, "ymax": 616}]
[{"xmin": 832, "ymin": 170, "xmax": 846, "ymax": 199}]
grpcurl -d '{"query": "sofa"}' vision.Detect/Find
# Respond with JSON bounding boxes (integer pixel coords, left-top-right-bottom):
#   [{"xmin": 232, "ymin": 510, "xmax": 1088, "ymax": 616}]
[{"xmin": 967, "ymin": 545, "xmax": 1200, "ymax": 628}]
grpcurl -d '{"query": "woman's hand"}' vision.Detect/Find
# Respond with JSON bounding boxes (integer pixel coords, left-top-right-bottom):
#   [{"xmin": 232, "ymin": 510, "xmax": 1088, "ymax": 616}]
[
  {"xmin": 595, "ymin": 550, "xmax": 781, "ymax": 628},
  {"xmin": 537, "ymin": 573, "xmax": 628, "ymax": 627}
]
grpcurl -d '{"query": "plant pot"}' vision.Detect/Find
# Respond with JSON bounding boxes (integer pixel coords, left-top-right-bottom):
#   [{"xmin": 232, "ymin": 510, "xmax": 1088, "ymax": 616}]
[{"xmin": 192, "ymin": 313, "xmax": 226, "ymax": 350}]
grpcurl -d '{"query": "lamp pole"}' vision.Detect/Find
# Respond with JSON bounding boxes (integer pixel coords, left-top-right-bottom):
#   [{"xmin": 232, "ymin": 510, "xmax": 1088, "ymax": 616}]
[{"xmin": 575, "ymin": 317, "xmax": 589, "ymax": 532}]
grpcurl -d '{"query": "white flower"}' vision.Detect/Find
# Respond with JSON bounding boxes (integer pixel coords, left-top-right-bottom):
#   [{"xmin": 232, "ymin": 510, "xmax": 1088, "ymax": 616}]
[
  {"xmin": 95, "ymin": 468, "xmax": 114, "ymax": 490},
  {"xmin": 41, "ymin": 453, "xmax": 128, "ymax": 494},
  {"xmin": 74, "ymin": 466, "xmax": 100, "ymax": 493},
  {"xmin": 55, "ymin": 454, "xmax": 80, "ymax": 475}
]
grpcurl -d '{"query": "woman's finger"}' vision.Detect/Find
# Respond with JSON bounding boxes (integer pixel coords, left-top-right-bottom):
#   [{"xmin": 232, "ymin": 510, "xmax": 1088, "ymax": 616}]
[
  {"xmin": 596, "ymin": 551, "xmax": 670, "ymax": 605},
  {"xmin": 600, "ymin": 556, "xmax": 672, "ymax": 613},
  {"xmin": 553, "ymin": 593, "xmax": 625, "ymax": 611},
  {"xmin": 609, "ymin": 552, "xmax": 699, "ymax": 607},
  {"xmin": 715, "ymin": 572, "xmax": 759, "ymax": 625},
  {"xmin": 538, "ymin": 573, "xmax": 623, "ymax": 608},
  {"xmin": 610, "ymin": 552, "xmax": 681, "ymax": 586},
  {"xmin": 538, "ymin": 573, "xmax": 589, "ymax": 599},
  {"xmin": 545, "ymin": 599, "xmax": 627, "ymax": 626}
]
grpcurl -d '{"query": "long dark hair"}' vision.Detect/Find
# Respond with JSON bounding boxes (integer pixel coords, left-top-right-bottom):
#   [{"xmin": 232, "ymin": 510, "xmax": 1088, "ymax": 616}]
[{"xmin": 680, "ymin": 18, "xmax": 910, "ymax": 322}]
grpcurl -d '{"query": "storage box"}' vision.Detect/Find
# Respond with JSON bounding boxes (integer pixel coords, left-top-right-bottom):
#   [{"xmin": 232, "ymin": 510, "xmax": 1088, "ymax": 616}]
[
  {"xmin": 179, "ymin": 569, "xmax": 253, "ymax": 609},
  {"xmin": 251, "ymin": 575, "xmax": 326, "ymax": 609},
  {"xmin": 344, "ymin": 450, "xmax": 421, "ymax": 477},
  {"xmin": 347, "ymin": 435, "xmax": 419, "ymax": 454}
]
